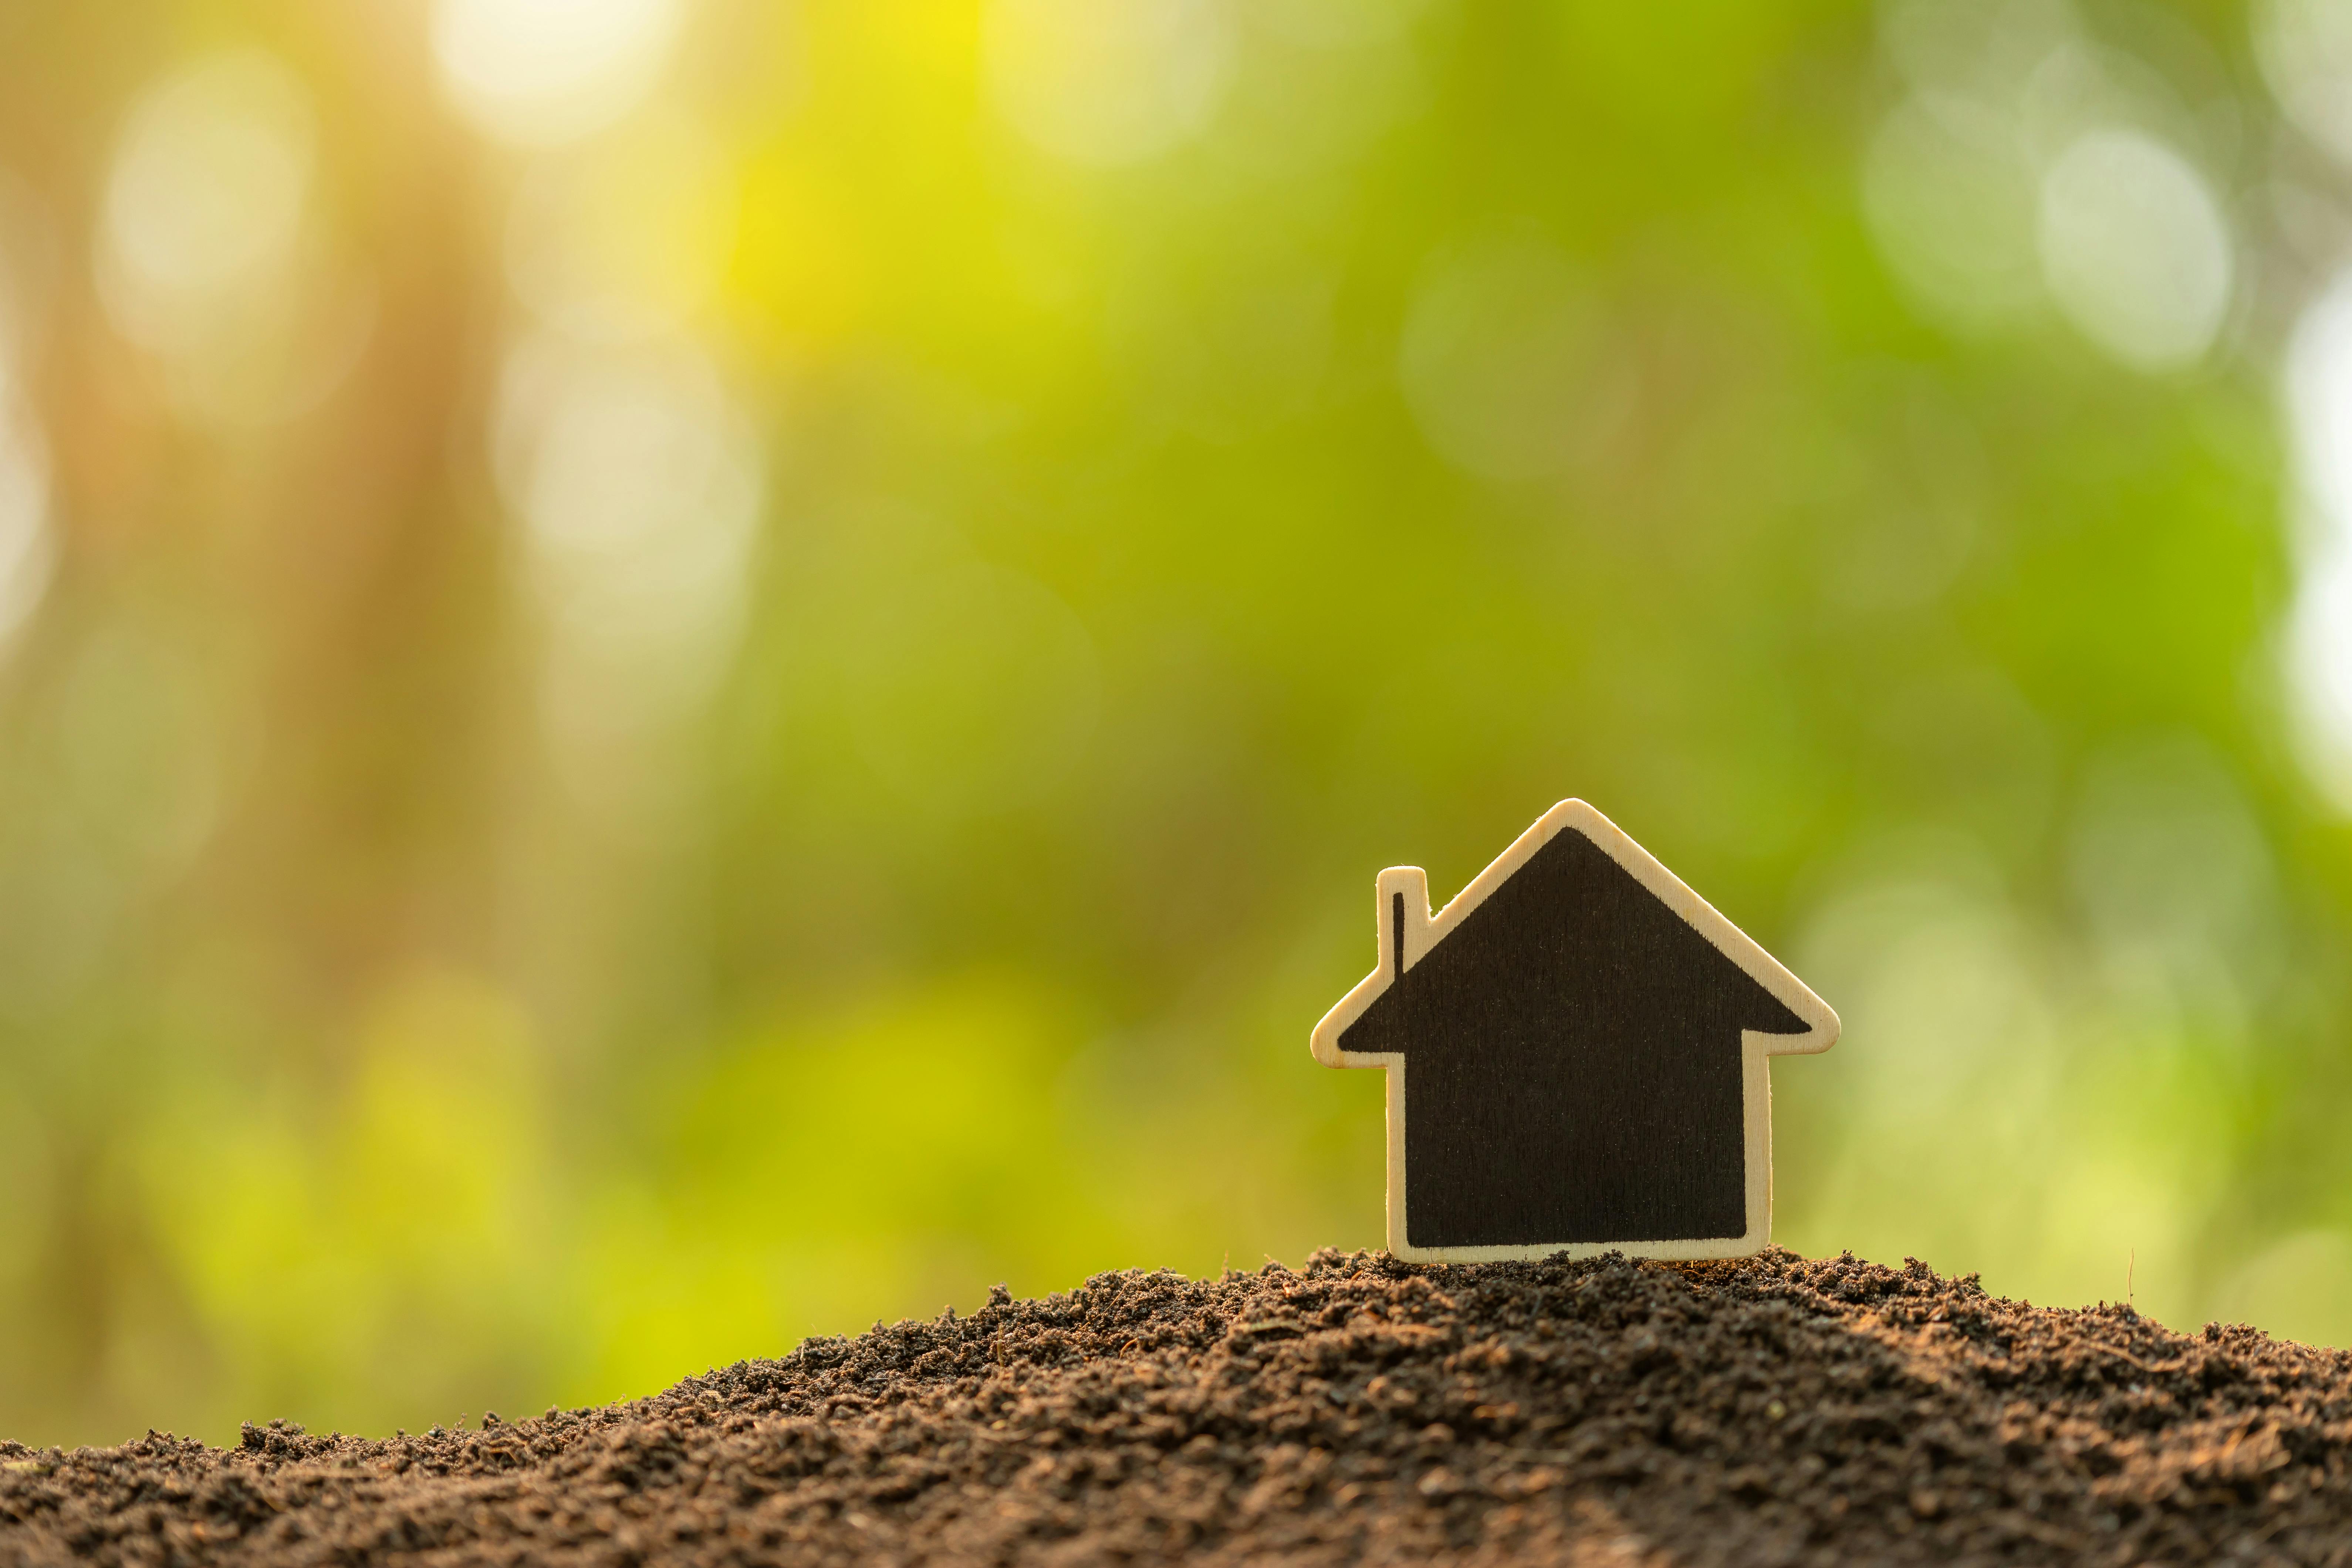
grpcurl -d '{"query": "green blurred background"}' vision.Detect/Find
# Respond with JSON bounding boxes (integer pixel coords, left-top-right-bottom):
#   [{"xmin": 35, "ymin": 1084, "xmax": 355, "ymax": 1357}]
[{"xmin": 6, "ymin": 0, "xmax": 2352, "ymax": 1447}]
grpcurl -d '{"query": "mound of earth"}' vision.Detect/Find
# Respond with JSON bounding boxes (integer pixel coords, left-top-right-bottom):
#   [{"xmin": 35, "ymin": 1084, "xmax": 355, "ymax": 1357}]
[{"xmin": 3, "ymin": 1248, "xmax": 2349, "ymax": 1566}]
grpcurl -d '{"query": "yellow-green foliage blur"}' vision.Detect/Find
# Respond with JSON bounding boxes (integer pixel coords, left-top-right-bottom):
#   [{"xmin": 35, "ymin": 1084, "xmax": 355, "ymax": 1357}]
[{"xmin": 3, "ymin": 0, "xmax": 2351, "ymax": 1447}]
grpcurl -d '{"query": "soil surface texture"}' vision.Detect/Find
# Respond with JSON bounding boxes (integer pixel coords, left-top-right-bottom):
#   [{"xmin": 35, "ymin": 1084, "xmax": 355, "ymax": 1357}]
[{"xmin": 4, "ymin": 1248, "xmax": 2350, "ymax": 1567}]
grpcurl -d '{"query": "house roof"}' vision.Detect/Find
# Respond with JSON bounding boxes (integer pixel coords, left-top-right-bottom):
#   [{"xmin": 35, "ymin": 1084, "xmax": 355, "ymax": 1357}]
[{"xmin": 1311, "ymin": 799, "xmax": 1836, "ymax": 1069}]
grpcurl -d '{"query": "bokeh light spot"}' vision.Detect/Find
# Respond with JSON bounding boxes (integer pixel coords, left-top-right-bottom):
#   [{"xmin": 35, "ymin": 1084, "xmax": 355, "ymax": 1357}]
[
  {"xmin": 100, "ymin": 50, "xmax": 313, "ymax": 316},
  {"xmin": 2288, "ymin": 267, "xmax": 2352, "ymax": 535},
  {"xmin": 2281, "ymin": 268, "xmax": 2352, "ymax": 812},
  {"xmin": 2256, "ymin": 0, "xmax": 2352, "ymax": 166},
  {"xmin": 985, "ymin": 0, "xmax": 1232, "ymax": 167},
  {"xmin": 0, "ymin": 393, "xmax": 51, "ymax": 649},
  {"xmin": 2066, "ymin": 737, "xmax": 2280, "ymax": 1028},
  {"xmin": 1397, "ymin": 236, "xmax": 1599, "ymax": 482},
  {"xmin": 2036, "ymin": 128, "xmax": 2230, "ymax": 371},
  {"xmin": 432, "ymin": 0, "xmax": 682, "ymax": 148},
  {"xmin": 495, "ymin": 337, "xmax": 762, "ymax": 820},
  {"xmin": 96, "ymin": 48, "xmax": 370, "ymax": 428},
  {"xmin": 1861, "ymin": 95, "xmax": 2042, "ymax": 331},
  {"xmin": 2285, "ymin": 547, "xmax": 2352, "ymax": 813},
  {"xmin": 505, "ymin": 112, "xmax": 736, "ymax": 344}
]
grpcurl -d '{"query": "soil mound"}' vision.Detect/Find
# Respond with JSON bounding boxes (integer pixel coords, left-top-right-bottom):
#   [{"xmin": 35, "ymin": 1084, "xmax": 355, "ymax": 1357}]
[{"xmin": 4, "ymin": 1248, "xmax": 2349, "ymax": 1566}]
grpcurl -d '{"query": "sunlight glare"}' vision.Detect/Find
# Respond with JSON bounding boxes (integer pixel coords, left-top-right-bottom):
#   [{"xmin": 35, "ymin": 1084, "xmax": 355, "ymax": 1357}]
[{"xmin": 2282, "ymin": 270, "xmax": 2352, "ymax": 813}]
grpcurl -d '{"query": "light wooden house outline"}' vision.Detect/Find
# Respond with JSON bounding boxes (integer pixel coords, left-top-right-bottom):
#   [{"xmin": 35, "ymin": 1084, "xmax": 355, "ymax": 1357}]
[{"xmin": 1310, "ymin": 799, "xmax": 1838, "ymax": 1264}]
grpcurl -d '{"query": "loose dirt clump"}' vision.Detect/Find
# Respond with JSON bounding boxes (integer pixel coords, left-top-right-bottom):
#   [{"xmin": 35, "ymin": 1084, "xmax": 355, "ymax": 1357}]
[{"xmin": 4, "ymin": 1248, "xmax": 2350, "ymax": 1565}]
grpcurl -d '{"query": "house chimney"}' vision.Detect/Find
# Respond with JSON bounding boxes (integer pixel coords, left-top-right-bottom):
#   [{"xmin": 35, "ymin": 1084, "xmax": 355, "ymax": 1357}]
[{"xmin": 1376, "ymin": 866, "xmax": 1431, "ymax": 981}]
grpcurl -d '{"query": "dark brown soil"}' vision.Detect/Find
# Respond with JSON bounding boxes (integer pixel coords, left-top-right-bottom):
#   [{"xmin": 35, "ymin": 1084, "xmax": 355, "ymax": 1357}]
[{"xmin": 4, "ymin": 1248, "xmax": 2350, "ymax": 1566}]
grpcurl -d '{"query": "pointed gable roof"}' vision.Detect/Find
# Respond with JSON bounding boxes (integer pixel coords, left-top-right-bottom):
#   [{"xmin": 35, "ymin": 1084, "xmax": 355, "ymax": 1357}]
[{"xmin": 1312, "ymin": 800, "xmax": 1834, "ymax": 1069}]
